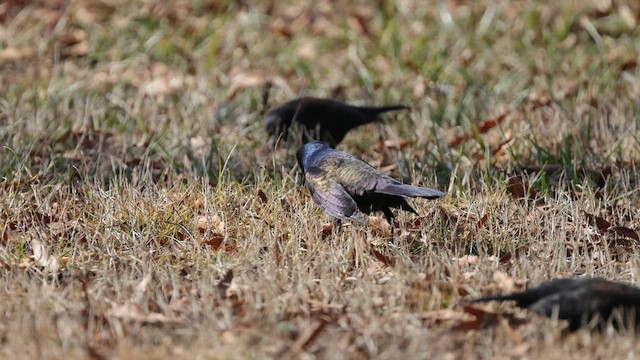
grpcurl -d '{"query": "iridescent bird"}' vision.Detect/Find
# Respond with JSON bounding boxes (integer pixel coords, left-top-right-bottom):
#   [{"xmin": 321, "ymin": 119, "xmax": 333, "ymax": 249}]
[
  {"xmin": 296, "ymin": 141, "xmax": 444, "ymax": 225},
  {"xmin": 266, "ymin": 97, "xmax": 409, "ymax": 147},
  {"xmin": 471, "ymin": 277, "xmax": 640, "ymax": 331}
]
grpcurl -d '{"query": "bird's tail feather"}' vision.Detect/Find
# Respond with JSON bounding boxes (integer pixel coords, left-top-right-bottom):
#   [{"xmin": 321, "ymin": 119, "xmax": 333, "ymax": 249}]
[
  {"xmin": 357, "ymin": 105, "xmax": 410, "ymax": 116},
  {"xmin": 469, "ymin": 294, "xmax": 518, "ymax": 303},
  {"xmin": 378, "ymin": 183, "xmax": 445, "ymax": 199}
]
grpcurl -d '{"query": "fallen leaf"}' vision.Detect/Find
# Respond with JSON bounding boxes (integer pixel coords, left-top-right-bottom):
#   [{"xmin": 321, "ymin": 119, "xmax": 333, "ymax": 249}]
[
  {"xmin": 257, "ymin": 189, "xmax": 268, "ymax": 203},
  {"xmin": 506, "ymin": 176, "xmax": 526, "ymax": 200},
  {"xmin": 195, "ymin": 214, "xmax": 225, "ymax": 235},
  {"xmin": 321, "ymin": 222, "xmax": 334, "ymax": 237},
  {"xmin": 203, "ymin": 235, "xmax": 233, "ymax": 252},
  {"xmin": 448, "ymin": 113, "xmax": 508, "ymax": 147},
  {"xmin": 608, "ymin": 226, "xmax": 639, "ymax": 241},
  {"xmin": 448, "ymin": 133, "xmax": 468, "ymax": 147},
  {"xmin": 476, "ymin": 212, "xmax": 490, "ymax": 229},
  {"xmin": 369, "ymin": 244, "xmax": 395, "ymax": 267},
  {"xmin": 499, "ymin": 252, "xmax": 512, "ymax": 263},
  {"xmin": 451, "ymin": 305, "xmax": 499, "ymax": 331},
  {"xmin": 399, "ymin": 216, "xmax": 426, "ymax": 230},
  {"xmin": 506, "ymin": 176, "xmax": 525, "ymax": 198},
  {"xmin": 584, "ymin": 211, "xmax": 611, "ymax": 231},
  {"xmin": 477, "ymin": 112, "xmax": 508, "ymax": 133},
  {"xmin": 31, "ymin": 238, "xmax": 61, "ymax": 273},
  {"xmin": 454, "ymin": 255, "xmax": 479, "ymax": 266}
]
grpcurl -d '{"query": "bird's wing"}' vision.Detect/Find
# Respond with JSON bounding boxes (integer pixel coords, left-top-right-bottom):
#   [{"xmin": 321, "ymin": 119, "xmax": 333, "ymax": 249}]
[
  {"xmin": 375, "ymin": 182, "xmax": 445, "ymax": 199},
  {"xmin": 304, "ymin": 166, "xmax": 368, "ymax": 224},
  {"xmin": 325, "ymin": 153, "xmax": 444, "ymax": 199},
  {"xmin": 323, "ymin": 153, "xmax": 385, "ymax": 195}
]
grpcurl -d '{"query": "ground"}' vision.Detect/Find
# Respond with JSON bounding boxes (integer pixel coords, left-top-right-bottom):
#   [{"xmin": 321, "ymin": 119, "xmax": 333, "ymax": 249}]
[{"xmin": 1, "ymin": 0, "xmax": 640, "ymax": 359}]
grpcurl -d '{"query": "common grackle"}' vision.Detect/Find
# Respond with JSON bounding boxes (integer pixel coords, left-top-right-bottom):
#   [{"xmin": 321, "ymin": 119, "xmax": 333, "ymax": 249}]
[
  {"xmin": 471, "ymin": 277, "xmax": 640, "ymax": 331},
  {"xmin": 296, "ymin": 141, "xmax": 444, "ymax": 225},
  {"xmin": 266, "ymin": 97, "xmax": 409, "ymax": 147}
]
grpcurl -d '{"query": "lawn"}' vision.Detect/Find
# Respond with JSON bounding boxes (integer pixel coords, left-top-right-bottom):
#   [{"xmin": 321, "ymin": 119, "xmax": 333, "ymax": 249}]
[{"xmin": 1, "ymin": 0, "xmax": 640, "ymax": 358}]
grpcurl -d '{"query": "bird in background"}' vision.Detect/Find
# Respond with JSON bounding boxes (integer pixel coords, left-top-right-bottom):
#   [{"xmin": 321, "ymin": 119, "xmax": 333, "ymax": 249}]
[
  {"xmin": 470, "ymin": 277, "xmax": 640, "ymax": 331},
  {"xmin": 265, "ymin": 97, "xmax": 410, "ymax": 147},
  {"xmin": 296, "ymin": 141, "xmax": 445, "ymax": 227}
]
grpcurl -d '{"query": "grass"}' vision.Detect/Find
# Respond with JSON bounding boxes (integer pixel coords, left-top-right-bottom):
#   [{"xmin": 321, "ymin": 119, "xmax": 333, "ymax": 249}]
[{"xmin": 1, "ymin": 0, "xmax": 640, "ymax": 358}]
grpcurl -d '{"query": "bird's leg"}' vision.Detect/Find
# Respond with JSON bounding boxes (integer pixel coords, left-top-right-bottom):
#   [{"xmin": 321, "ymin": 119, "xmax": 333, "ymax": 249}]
[
  {"xmin": 382, "ymin": 208, "xmax": 396, "ymax": 242},
  {"xmin": 334, "ymin": 219, "xmax": 343, "ymax": 234}
]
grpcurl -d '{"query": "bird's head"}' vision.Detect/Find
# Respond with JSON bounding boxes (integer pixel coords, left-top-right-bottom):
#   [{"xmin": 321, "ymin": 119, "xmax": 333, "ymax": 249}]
[
  {"xmin": 296, "ymin": 141, "xmax": 330, "ymax": 172},
  {"xmin": 265, "ymin": 99, "xmax": 304, "ymax": 146},
  {"xmin": 265, "ymin": 111, "xmax": 287, "ymax": 146}
]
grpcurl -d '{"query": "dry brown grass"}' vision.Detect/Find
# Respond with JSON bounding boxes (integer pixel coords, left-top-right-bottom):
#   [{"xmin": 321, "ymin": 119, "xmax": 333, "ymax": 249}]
[{"xmin": 2, "ymin": 0, "xmax": 640, "ymax": 358}]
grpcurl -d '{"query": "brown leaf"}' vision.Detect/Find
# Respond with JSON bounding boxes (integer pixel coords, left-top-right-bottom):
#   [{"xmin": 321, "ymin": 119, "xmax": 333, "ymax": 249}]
[
  {"xmin": 506, "ymin": 176, "xmax": 526, "ymax": 200},
  {"xmin": 195, "ymin": 215, "xmax": 225, "ymax": 235},
  {"xmin": 476, "ymin": 212, "xmax": 490, "ymax": 229},
  {"xmin": 621, "ymin": 58, "xmax": 638, "ymax": 71},
  {"xmin": 451, "ymin": 305, "xmax": 499, "ymax": 331},
  {"xmin": 454, "ymin": 255, "xmax": 479, "ymax": 266},
  {"xmin": 448, "ymin": 133, "xmax": 468, "ymax": 147},
  {"xmin": 608, "ymin": 226, "xmax": 640, "ymax": 241},
  {"xmin": 320, "ymin": 222, "xmax": 335, "ymax": 238},
  {"xmin": 449, "ymin": 110, "xmax": 508, "ymax": 148},
  {"xmin": 477, "ymin": 112, "xmax": 508, "ymax": 134},
  {"xmin": 499, "ymin": 252, "xmax": 512, "ymax": 263},
  {"xmin": 401, "ymin": 216, "xmax": 426, "ymax": 230},
  {"xmin": 584, "ymin": 211, "xmax": 611, "ymax": 231},
  {"xmin": 369, "ymin": 244, "xmax": 395, "ymax": 267},
  {"xmin": 257, "ymin": 189, "xmax": 268, "ymax": 203},
  {"xmin": 203, "ymin": 236, "xmax": 234, "ymax": 252}
]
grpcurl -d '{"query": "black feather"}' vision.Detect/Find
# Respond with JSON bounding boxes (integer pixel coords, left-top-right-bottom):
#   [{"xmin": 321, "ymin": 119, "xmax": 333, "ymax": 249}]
[
  {"xmin": 471, "ymin": 278, "xmax": 640, "ymax": 331},
  {"xmin": 266, "ymin": 97, "xmax": 410, "ymax": 147}
]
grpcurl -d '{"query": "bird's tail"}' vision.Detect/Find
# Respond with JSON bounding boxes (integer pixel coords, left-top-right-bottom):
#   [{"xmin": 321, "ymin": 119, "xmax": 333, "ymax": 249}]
[
  {"xmin": 378, "ymin": 183, "xmax": 445, "ymax": 199},
  {"xmin": 468, "ymin": 294, "xmax": 518, "ymax": 303},
  {"xmin": 356, "ymin": 104, "xmax": 410, "ymax": 117}
]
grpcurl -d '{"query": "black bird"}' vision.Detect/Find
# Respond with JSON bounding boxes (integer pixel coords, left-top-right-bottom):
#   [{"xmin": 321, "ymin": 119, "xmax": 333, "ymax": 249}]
[
  {"xmin": 266, "ymin": 97, "xmax": 410, "ymax": 147},
  {"xmin": 296, "ymin": 141, "xmax": 445, "ymax": 225},
  {"xmin": 471, "ymin": 278, "xmax": 640, "ymax": 331}
]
